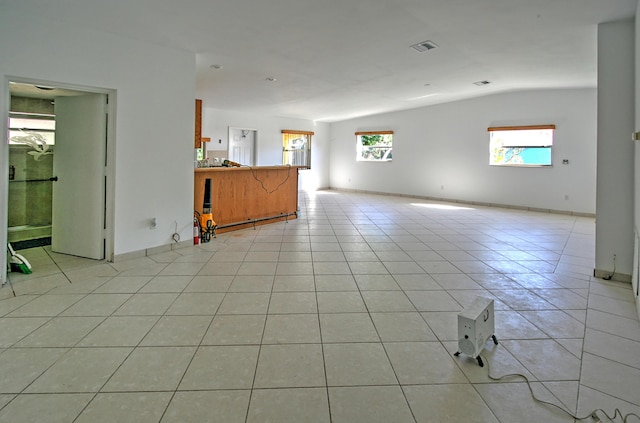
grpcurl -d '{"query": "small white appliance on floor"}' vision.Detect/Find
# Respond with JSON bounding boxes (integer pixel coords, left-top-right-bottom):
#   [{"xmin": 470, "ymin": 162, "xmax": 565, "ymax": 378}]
[{"xmin": 454, "ymin": 296, "xmax": 498, "ymax": 367}]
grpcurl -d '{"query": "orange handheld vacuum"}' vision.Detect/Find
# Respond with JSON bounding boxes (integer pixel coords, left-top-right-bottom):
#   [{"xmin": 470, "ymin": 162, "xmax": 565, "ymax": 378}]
[
  {"xmin": 223, "ymin": 159, "xmax": 241, "ymax": 167},
  {"xmin": 198, "ymin": 178, "xmax": 216, "ymax": 242}
]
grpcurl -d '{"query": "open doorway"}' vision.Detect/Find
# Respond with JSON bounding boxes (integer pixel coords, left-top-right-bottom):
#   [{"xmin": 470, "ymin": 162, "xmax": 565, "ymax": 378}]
[
  {"xmin": 228, "ymin": 127, "xmax": 256, "ymax": 166},
  {"xmin": 4, "ymin": 79, "xmax": 115, "ymax": 268}
]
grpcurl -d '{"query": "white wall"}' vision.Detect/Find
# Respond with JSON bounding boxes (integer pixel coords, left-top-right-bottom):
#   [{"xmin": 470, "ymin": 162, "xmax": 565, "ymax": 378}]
[
  {"xmin": 595, "ymin": 20, "xmax": 635, "ymax": 281},
  {"xmin": 0, "ymin": 11, "xmax": 196, "ymax": 271},
  {"xmin": 330, "ymin": 89, "xmax": 597, "ymax": 214},
  {"xmin": 634, "ymin": 6, "xmax": 640, "ymax": 315},
  {"xmin": 202, "ymin": 107, "xmax": 331, "ymax": 191}
]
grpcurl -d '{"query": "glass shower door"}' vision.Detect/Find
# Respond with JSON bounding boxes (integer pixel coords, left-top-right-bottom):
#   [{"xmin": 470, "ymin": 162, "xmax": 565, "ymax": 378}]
[{"xmin": 7, "ymin": 104, "xmax": 56, "ymax": 250}]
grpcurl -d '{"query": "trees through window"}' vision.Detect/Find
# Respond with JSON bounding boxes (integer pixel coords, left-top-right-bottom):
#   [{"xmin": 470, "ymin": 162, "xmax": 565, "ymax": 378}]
[{"xmin": 356, "ymin": 131, "xmax": 393, "ymax": 161}]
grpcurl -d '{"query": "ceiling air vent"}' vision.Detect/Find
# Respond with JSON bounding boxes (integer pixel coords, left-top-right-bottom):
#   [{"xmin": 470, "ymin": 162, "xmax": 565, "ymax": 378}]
[
  {"xmin": 473, "ymin": 80, "xmax": 491, "ymax": 86},
  {"xmin": 410, "ymin": 40, "xmax": 439, "ymax": 52}
]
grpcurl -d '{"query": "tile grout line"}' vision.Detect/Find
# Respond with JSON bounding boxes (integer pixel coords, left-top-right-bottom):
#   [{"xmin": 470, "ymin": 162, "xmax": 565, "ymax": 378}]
[
  {"xmin": 311, "ymin": 210, "xmax": 334, "ymax": 423},
  {"xmin": 242, "ymin": 229, "xmax": 276, "ymax": 423},
  {"xmin": 347, "ymin": 210, "xmax": 420, "ymax": 423}
]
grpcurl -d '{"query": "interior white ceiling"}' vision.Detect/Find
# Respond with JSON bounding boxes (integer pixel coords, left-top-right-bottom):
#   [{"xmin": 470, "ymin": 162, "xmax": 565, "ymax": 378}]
[
  {"xmin": 4, "ymin": 0, "xmax": 637, "ymax": 122},
  {"xmin": 9, "ymin": 83, "xmax": 89, "ymax": 100}
]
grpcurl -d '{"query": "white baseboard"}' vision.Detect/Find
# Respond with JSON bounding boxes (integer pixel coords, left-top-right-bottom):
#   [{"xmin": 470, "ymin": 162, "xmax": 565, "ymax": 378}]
[
  {"xmin": 113, "ymin": 239, "xmax": 193, "ymax": 262},
  {"xmin": 593, "ymin": 268, "xmax": 632, "ymax": 284}
]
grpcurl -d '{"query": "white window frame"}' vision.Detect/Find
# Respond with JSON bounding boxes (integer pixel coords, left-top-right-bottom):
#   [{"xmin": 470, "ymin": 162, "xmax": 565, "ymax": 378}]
[
  {"xmin": 488, "ymin": 125, "xmax": 555, "ymax": 167},
  {"xmin": 9, "ymin": 112, "xmax": 56, "ymax": 145},
  {"xmin": 356, "ymin": 130, "xmax": 393, "ymax": 162},
  {"xmin": 282, "ymin": 129, "xmax": 313, "ymax": 168}
]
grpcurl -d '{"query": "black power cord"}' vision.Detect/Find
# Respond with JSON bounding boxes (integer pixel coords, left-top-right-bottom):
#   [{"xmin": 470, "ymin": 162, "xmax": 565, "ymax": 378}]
[
  {"xmin": 603, "ymin": 254, "xmax": 616, "ymax": 281},
  {"xmin": 171, "ymin": 220, "xmax": 180, "ymax": 243},
  {"xmin": 245, "ymin": 164, "xmax": 292, "ymax": 194}
]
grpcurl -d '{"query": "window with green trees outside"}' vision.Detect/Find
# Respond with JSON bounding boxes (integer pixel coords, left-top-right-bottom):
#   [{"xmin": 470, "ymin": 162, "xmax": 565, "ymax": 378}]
[{"xmin": 356, "ymin": 131, "xmax": 393, "ymax": 161}]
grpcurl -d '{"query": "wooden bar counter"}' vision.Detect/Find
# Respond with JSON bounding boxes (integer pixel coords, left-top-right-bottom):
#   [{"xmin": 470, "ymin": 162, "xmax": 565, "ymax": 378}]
[{"xmin": 194, "ymin": 166, "xmax": 300, "ymax": 234}]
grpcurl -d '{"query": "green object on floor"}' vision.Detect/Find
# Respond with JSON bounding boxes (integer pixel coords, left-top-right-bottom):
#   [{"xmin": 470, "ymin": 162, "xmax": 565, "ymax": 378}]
[{"xmin": 7, "ymin": 242, "xmax": 32, "ymax": 274}]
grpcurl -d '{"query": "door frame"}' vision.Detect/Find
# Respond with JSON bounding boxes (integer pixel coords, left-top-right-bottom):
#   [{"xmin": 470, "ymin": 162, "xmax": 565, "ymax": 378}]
[
  {"xmin": 228, "ymin": 126, "xmax": 257, "ymax": 166},
  {"xmin": 1, "ymin": 76, "xmax": 116, "ymax": 284}
]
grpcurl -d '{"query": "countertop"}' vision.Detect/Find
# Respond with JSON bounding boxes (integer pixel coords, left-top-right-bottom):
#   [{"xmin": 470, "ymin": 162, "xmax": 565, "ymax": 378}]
[{"xmin": 195, "ymin": 165, "xmax": 303, "ymax": 172}]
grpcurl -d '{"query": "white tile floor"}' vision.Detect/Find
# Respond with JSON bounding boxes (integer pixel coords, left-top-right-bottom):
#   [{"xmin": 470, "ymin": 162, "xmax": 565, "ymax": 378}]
[{"xmin": 2, "ymin": 190, "xmax": 640, "ymax": 422}]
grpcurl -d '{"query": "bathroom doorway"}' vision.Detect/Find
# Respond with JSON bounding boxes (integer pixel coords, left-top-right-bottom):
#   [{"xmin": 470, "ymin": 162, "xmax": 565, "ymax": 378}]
[
  {"xmin": 7, "ymin": 88, "xmax": 56, "ymax": 249},
  {"xmin": 5, "ymin": 79, "xmax": 115, "ymax": 262}
]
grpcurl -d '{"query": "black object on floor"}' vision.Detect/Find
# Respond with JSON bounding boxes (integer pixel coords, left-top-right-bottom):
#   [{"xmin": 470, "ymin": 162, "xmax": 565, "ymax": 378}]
[{"xmin": 12, "ymin": 237, "xmax": 51, "ymax": 250}]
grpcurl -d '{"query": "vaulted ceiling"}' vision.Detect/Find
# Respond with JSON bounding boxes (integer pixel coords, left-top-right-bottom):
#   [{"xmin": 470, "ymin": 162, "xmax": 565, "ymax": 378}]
[{"xmin": 5, "ymin": 0, "xmax": 637, "ymax": 122}]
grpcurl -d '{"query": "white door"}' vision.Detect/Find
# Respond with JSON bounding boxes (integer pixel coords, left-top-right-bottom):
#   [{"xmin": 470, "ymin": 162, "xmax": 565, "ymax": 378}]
[
  {"xmin": 52, "ymin": 94, "xmax": 107, "ymax": 259},
  {"xmin": 228, "ymin": 128, "xmax": 255, "ymax": 165}
]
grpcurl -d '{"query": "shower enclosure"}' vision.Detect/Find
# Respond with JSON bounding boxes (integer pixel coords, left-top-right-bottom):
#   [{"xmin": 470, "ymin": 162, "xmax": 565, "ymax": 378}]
[{"xmin": 8, "ymin": 94, "xmax": 56, "ymax": 247}]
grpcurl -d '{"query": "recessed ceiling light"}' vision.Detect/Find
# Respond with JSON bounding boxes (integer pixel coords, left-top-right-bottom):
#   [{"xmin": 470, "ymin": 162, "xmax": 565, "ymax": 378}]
[
  {"xmin": 210, "ymin": 64, "xmax": 223, "ymax": 69},
  {"xmin": 266, "ymin": 77, "xmax": 277, "ymax": 82},
  {"xmin": 410, "ymin": 40, "xmax": 439, "ymax": 52},
  {"xmin": 473, "ymin": 80, "xmax": 491, "ymax": 86}
]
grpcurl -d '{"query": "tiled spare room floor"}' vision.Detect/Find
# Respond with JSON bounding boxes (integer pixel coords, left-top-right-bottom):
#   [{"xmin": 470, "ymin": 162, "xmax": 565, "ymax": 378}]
[{"xmin": 1, "ymin": 190, "xmax": 640, "ymax": 423}]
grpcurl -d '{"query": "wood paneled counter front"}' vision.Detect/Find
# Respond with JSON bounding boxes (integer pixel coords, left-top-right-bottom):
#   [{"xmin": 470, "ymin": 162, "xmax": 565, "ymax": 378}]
[{"xmin": 194, "ymin": 166, "xmax": 300, "ymax": 234}]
